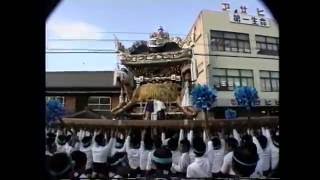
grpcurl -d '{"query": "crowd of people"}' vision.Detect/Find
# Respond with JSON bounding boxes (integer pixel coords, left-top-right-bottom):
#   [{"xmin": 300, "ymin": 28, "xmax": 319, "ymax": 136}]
[{"xmin": 45, "ymin": 126, "xmax": 279, "ymax": 179}]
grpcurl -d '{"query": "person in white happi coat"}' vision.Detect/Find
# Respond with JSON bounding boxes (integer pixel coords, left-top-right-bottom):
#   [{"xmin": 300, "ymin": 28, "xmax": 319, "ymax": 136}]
[
  {"xmin": 231, "ymin": 142, "xmax": 259, "ymax": 178},
  {"xmin": 91, "ymin": 130, "xmax": 115, "ymax": 178},
  {"xmin": 220, "ymin": 130, "xmax": 240, "ymax": 176},
  {"xmin": 203, "ymin": 130, "xmax": 226, "ymax": 178},
  {"xmin": 262, "ymin": 127, "xmax": 279, "ymax": 172},
  {"xmin": 123, "ymin": 130, "xmax": 142, "ymax": 177},
  {"xmin": 171, "ymin": 129, "xmax": 191, "ymax": 177},
  {"xmin": 250, "ymin": 128, "xmax": 271, "ymax": 177},
  {"xmin": 186, "ymin": 136, "xmax": 211, "ymax": 178},
  {"xmin": 139, "ymin": 129, "xmax": 154, "ymax": 176}
]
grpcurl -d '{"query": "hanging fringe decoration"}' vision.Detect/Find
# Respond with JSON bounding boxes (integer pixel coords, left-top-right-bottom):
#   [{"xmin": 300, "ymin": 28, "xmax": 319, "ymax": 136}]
[
  {"xmin": 191, "ymin": 84, "xmax": 217, "ymax": 110},
  {"xmin": 46, "ymin": 100, "xmax": 65, "ymax": 126},
  {"xmin": 225, "ymin": 108, "xmax": 237, "ymax": 120},
  {"xmin": 234, "ymin": 86, "xmax": 259, "ymax": 110}
]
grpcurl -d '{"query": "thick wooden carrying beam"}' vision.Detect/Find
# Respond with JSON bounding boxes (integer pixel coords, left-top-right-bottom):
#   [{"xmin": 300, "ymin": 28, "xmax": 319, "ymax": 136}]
[{"xmin": 61, "ymin": 116, "xmax": 279, "ymax": 130}]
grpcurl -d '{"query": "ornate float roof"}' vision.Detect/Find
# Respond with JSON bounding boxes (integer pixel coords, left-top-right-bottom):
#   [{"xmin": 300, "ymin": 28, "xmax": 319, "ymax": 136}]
[
  {"xmin": 119, "ymin": 49, "xmax": 192, "ymax": 65},
  {"xmin": 115, "ymin": 26, "xmax": 192, "ymax": 65}
]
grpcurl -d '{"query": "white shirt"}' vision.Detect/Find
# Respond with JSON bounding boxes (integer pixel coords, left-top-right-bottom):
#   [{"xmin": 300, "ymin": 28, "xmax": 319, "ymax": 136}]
[
  {"xmin": 56, "ymin": 143, "xmax": 68, "ymax": 153},
  {"xmin": 124, "ymin": 136, "xmax": 141, "ymax": 169},
  {"xmin": 171, "ymin": 150, "xmax": 181, "ymax": 167},
  {"xmin": 181, "ymin": 81, "xmax": 192, "ymax": 107},
  {"xmin": 79, "ymin": 174, "xmax": 88, "ymax": 179},
  {"xmin": 110, "ymin": 136, "xmax": 126, "ymax": 157},
  {"xmin": 186, "ymin": 156, "xmax": 211, "ymax": 178},
  {"xmin": 161, "ymin": 132, "xmax": 170, "ymax": 146},
  {"xmin": 65, "ymin": 143, "xmax": 78, "ymax": 155},
  {"xmin": 252, "ymin": 136, "xmax": 271, "ymax": 173},
  {"xmin": 110, "ymin": 147, "xmax": 122, "ymax": 157},
  {"xmin": 45, "ymin": 150, "xmax": 53, "ymax": 157},
  {"xmin": 170, "ymin": 150, "xmax": 182, "ymax": 173},
  {"xmin": 189, "ymin": 150, "xmax": 196, "ymax": 163},
  {"xmin": 220, "ymin": 151, "xmax": 235, "ymax": 175},
  {"xmin": 127, "ymin": 148, "xmax": 140, "ymax": 169},
  {"xmin": 172, "ymin": 152, "xmax": 190, "ymax": 173},
  {"xmin": 92, "ymin": 138, "xmax": 115, "ymax": 163},
  {"xmin": 206, "ymin": 140, "xmax": 225, "ymax": 173},
  {"xmin": 146, "ymin": 149, "xmax": 156, "ymax": 171},
  {"xmin": 221, "ymin": 151, "xmax": 262, "ymax": 178},
  {"xmin": 140, "ymin": 149, "xmax": 152, "ymax": 170},
  {"xmin": 80, "ymin": 144, "xmax": 93, "ymax": 170},
  {"xmin": 263, "ymin": 128, "xmax": 279, "ymax": 170},
  {"xmin": 270, "ymin": 143, "xmax": 279, "ymax": 170},
  {"xmin": 74, "ymin": 173, "xmax": 88, "ymax": 179},
  {"xmin": 153, "ymin": 100, "xmax": 166, "ymax": 113}
]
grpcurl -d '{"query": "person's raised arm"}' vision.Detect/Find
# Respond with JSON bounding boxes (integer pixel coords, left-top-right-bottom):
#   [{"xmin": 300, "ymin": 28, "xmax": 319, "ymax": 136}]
[
  {"xmin": 77, "ymin": 129, "xmax": 83, "ymax": 141},
  {"xmin": 251, "ymin": 129, "xmax": 262, "ymax": 153},
  {"xmin": 117, "ymin": 131, "xmax": 126, "ymax": 152},
  {"xmin": 161, "ymin": 130, "xmax": 166, "ymax": 145},
  {"xmin": 233, "ymin": 129, "xmax": 241, "ymax": 145},
  {"xmin": 172, "ymin": 153, "xmax": 189, "ymax": 173},
  {"xmin": 146, "ymin": 151, "xmax": 153, "ymax": 171},
  {"xmin": 125, "ymin": 129, "xmax": 131, "ymax": 152},
  {"xmin": 55, "ymin": 129, "xmax": 63, "ymax": 144},
  {"xmin": 220, "ymin": 154, "xmax": 232, "ymax": 174},
  {"xmin": 261, "ymin": 127, "xmax": 267, "ymax": 137},
  {"xmin": 92, "ymin": 129, "xmax": 98, "ymax": 146},
  {"xmin": 140, "ymin": 129, "xmax": 146, "ymax": 151},
  {"xmin": 187, "ymin": 129, "xmax": 193, "ymax": 145},
  {"xmin": 73, "ymin": 129, "xmax": 81, "ymax": 151},
  {"xmin": 203, "ymin": 129, "xmax": 208, "ymax": 143},
  {"xmin": 265, "ymin": 128, "xmax": 272, "ymax": 145},
  {"xmin": 205, "ymin": 129, "xmax": 212, "ymax": 153},
  {"xmin": 220, "ymin": 136, "xmax": 226, "ymax": 152},
  {"xmin": 104, "ymin": 129, "xmax": 115, "ymax": 157},
  {"xmin": 104, "ymin": 130, "xmax": 108, "ymax": 142},
  {"xmin": 179, "ymin": 129, "xmax": 184, "ymax": 142},
  {"xmin": 110, "ymin": 129, "xmax": 117, "ymax": 150}
]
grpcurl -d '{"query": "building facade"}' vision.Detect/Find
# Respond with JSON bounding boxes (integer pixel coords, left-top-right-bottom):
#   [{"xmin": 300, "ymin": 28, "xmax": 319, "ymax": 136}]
[
  {"xmin": 184, "ymin": 10, "xmax": 279, "ymax": 117},
  {"xmin": 46, "ymin": 71, "xmax": 120, "ymax": 117}
]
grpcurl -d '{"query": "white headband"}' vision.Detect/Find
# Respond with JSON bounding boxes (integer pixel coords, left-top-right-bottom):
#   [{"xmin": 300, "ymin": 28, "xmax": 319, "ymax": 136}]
[{"xmin": 232, "ymin": 155, "xmax": 257, "ymax": 167}]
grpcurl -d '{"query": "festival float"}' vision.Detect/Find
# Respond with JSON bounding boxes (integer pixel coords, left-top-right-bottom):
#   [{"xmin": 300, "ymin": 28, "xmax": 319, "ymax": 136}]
[
  {"xmin": 112, "ymin": 26, "xmax": 198, "ymax": 120},
  {"xmin": 58, "ymin": 27, "xmax": 278, "ymax": 128}
]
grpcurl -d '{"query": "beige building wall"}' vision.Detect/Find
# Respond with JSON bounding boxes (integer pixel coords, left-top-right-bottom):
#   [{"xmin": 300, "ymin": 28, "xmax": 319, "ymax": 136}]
[{"xmin": 186, "ymin": 10, "xmax": 279, "ymax": 107}]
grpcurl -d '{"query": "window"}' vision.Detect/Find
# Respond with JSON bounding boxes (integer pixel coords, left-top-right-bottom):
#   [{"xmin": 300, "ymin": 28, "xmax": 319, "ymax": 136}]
[
  {"xmin": 256, "ymin": 35, "xmax": 279, "ymax": 55},
  {"xmin": 213, "ymin": 68, "xmax": 254, "ymax": 91},
  {"xmin": 260, "ymin": 71, "xmax": 279, "ymax": 92},
  {"xmin": 46, "ymin": 96, "xmax": 65, "ymax": 106},
  {"xmin": 210, "ymin": 30, "xmax": 251, "ymax": 53},
  {"xmin": 88, "ymin": 96, "xmax": 111, "ymax": 111}
]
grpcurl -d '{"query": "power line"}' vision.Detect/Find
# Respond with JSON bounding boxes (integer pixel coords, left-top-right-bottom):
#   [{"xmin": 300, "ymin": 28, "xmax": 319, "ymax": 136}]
[
  {"xmin": 46, "ymin": 51, "xmax": 118, "ymax": 54},
  {"xmin": 48, "ymin": 38, "xmax": 143, "ymax": 42},
  {"xmin": 45, "ymin": 51, "xmax": 279, "ymax": 60},
  {"xmin": 46, "ymin": 48, "xmax": 116, "ymax": 51},
  {"xmin": 193, "ymin": 53, "xmax": 279, "ymax": 60},
  {"xmin": 96, "ymin": 31, "xmax": 187, "ymax": 36}
]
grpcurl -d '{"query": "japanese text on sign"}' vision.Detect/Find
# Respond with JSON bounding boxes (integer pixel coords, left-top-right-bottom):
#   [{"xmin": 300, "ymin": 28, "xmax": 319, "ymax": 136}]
[{"xmin": 229, "ymin": 12, "xmax": 270, "ymax": 27}]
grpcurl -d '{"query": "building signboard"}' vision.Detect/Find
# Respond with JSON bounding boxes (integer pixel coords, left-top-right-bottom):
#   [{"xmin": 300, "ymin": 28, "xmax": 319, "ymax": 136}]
[
  {"xmin": 229, "ymin": 12, "xmax": 270, "ymax": 27},
  {"xmin": 225, "ymin": 4, "xmax": 270, "ymax": 27}
]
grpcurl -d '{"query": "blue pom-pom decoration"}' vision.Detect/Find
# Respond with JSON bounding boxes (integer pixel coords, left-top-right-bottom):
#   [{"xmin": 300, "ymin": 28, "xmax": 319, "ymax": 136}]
[
  {"xmin": 234, "ymin": 86, "xmax": 259, "ymax": 109},
  {"xmin": 46, "ymin": 100, "xmax": 65, "ymax": 124},
  {"xmin": 191, "ymin": 84, "xmax": 217, "ymax": 111},
  {"xmin": 225, "ymin": 108, "xmax": 237, "ymax": 120}
]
